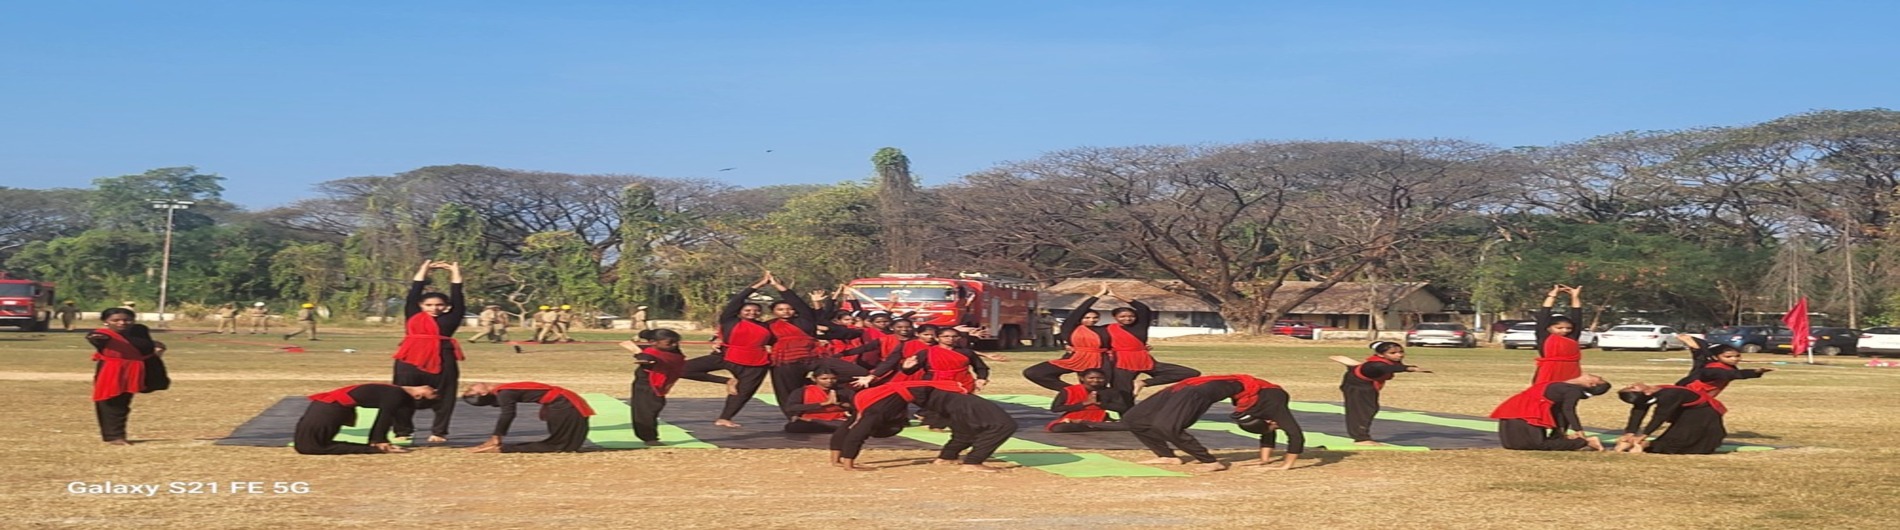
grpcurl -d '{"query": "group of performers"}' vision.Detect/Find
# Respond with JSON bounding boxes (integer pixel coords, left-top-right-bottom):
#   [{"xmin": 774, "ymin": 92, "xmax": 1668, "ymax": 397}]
[{"xmin": 82, "ymin": 269, "xmax": 1774, "ymax": 467}]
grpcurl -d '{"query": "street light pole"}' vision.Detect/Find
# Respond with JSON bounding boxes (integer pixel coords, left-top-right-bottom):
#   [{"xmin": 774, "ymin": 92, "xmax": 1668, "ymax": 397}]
[{"xmin": 151, "ymin": 199, "xmax": 194, "ymax": 326}]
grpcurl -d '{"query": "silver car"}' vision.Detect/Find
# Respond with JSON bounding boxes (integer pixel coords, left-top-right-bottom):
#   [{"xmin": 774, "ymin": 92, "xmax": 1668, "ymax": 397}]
[
  {"xmin": 1501, "ymin": 321, "xmax": 1598, "ymax": 349},
  {"xmin": 1406, "ymin": 322, "xmax": 1477, "ymax": 348}
]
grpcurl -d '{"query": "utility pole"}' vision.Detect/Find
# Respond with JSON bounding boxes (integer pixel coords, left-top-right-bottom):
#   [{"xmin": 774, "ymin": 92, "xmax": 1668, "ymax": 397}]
[
  {"xmin": 151, "ymin": 199, "xmax": 194, "ymax": 326},
  {"xmin": 1845, "ymin": 220, "xmax": 1858, "ymax": 329},
  {"xmin": 1475, "ymin": 238, "xmax": 1508, "ymax": 342}
]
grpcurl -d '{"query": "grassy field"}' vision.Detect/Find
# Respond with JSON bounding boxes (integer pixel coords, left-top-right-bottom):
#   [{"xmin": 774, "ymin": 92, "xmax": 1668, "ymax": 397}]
[{"xmin": 3, "ymin": 325, "xmax": 1898, "ymax": 529}]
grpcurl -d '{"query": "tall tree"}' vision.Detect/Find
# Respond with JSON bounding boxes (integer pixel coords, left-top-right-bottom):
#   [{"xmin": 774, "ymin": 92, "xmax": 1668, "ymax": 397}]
[{"xmin": 873, "ymin": 148, "xmax": 922, "ymax": 272}]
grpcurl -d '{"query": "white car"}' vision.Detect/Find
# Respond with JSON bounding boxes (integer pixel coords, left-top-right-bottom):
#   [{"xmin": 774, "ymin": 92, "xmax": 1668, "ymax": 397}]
[
  {"xmin": 1859, "ymin": 327, "xmax": 1900, "ymax": 355},
  {"xmin": 1596, "ymin": 325, "xmax": 1687, "ymax": 351},
  {"xmin": 1500, "ymin": 322, "xmax": 1598, "ymax": 349}
]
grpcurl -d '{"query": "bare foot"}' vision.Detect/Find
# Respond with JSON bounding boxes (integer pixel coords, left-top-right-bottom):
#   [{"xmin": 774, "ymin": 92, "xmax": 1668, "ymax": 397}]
[
  {"xmin": 1612, "ymin": 440, "xmax": 1634, "ymax": 452},
  {"xmin": 1353, "ymin": 440, "xmax": 1385, "ymax": 446},
  {"xmin": 725, "ymin": 380, "xmax": 740, "ymax": 396},
  {"xmin": 426, "ymin": 435, "xmax": 447, "ymax": 444},
  {"xmin": 959, "ymin": 464, "xmax": 1002, "ymax": 473},
  {"xmin": 105, "ymin": 439, "xmax": 132, "ymax": 446},
  {"xmin": 1583, "ymin": 437, "xmax": 1606, "ymax": 451},
  {"xmin": 1194, "ymin": 462, "xmax": 1231, "ymax": 472},
  {"xmin": 1137, "ymin": 457, "xmax": 1185, "ymax": 465},
  {"xmin": 933, "ymin": 458, "xmax": 960, "ymax": 466},
  {"xmin": 467, "ymin": 445, "xmax": 501, "ymax": 453},
  {"xmin": 842, "ymin": 464, "xmax": 876, "ymax": 472},
  {"xmin": 714, "ymin": 419, "xmax": 742, "ymax": 428}
]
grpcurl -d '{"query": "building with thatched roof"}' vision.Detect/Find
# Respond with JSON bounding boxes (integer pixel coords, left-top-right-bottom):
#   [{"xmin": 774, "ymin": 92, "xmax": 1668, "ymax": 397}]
[{"xmin": 1041, "ymin": 278, "xmax": 1460, "ymax": 336}]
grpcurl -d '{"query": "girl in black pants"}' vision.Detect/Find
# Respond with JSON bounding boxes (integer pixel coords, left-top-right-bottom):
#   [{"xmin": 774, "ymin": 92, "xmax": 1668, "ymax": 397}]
[{"xmin": 390, "ymin": 260, "xmax": 465, "ymax": 444}]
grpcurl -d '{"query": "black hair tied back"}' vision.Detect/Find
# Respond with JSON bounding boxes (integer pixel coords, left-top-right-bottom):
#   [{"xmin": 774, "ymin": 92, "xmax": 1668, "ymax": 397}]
[{"xmin": 1369, "ymin": 341, "xmax": 1400, "ymax": 354}]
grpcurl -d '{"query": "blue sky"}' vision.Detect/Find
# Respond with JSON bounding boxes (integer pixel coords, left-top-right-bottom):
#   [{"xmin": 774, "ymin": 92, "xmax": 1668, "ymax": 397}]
[{"xmin": 1, "ymin": 1, "xmax": 1892, "ymax": 209}]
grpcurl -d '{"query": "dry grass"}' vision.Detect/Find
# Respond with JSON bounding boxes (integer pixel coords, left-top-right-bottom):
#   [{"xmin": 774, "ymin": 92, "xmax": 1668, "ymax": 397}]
[{"xmin": 3, "ymin": 326, "xmax": 1899, "ymax": 529}]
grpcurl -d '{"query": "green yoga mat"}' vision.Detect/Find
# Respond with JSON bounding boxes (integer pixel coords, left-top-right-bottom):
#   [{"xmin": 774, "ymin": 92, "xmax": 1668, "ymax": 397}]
[{"xmin": 581, "ymin": 393, "xmax": 716, "ymax": 449}]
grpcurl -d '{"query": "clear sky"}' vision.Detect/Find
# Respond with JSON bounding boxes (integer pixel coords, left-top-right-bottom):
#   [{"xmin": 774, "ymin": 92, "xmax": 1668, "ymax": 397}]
[{"xmin": 1, "ymin": 1, "xmax": 1892, "ymax": 209}]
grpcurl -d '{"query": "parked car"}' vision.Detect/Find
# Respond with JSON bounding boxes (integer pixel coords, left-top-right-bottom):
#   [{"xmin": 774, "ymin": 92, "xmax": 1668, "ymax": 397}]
[
  {"xmin": 1768, "ymin": 326, "xmax": 1859, "ymax": 356},
  {"xmin": 1406, "ymin": 322, "xmax": 1477, "ymax": 348},
  {"xmin": 1705, "ymin": 326, "xmax": 1781, "ymax": 353},
  {"xmin": 1596, "ymin": 325, "xmax": 1686, "ymax": 351},
  {"xmin": 1858, "ymin": 327, "xmax": 1900, "ymax": 356},
  {"xmin": 1271, "ymin": 320, "xmax": 1328, "ymax": 339},
  {"xmin": 1500, "ymin": 322, "xmax": 1599, "ymax": 349}
]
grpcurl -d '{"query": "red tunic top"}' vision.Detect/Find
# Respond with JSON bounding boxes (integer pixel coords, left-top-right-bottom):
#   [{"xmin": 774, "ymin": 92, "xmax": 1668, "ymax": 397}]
[
  {"xmin": 796, "ymin": 385, "xmax": 849, "ymax": 422},
  {"xmin": 852, "ymin": 380, "xmax": 968, "ymax": 411},
  {"xmin": 638, "ymin": 346, "xmax": 688, "ymax": 397},
  {"xmin": 391, "ymin": 312, "xmax": 464, "ymax": 374},
  {"xmin": 1656, "ymin": 384, "xmax": 1726, "ymax": 415},
  {"xmin": 723, "ymin": 320, "xmax": 773, "ymax": 367},
  {"xmin": 1489, "ymin": 382, "xmax": 1559, "ymax": 428},
  {"xmin": 768, "ymin": 319, "xmax": 819, "ymax": 364},
  {"xmin": 495, "ymin": 382, "xmax": 596, "ymax": 417},
  {"xmin": 1684, "ymin": 362, "xmax": 1739, "ymax": 398},
  {"xmin": 1353, "ymin": 356, "xmax": 1401, "ymax": 391},
  {"xmin": 923, "ymin": 345, "xmax": 977, "ymax": 391},
  {"xmin": 1050, "ymin": 327, "xmax": 1108, "ymax": 371},
  {"xmin": 308, "ymin": 383, "xmax": 386, "ymax": 406},
  {"xmin": 1046, "ymin": 384, "xmax": 1109, "ymax": 430},
  {"xmin": 1173, "ymin": 374, "xmax": 1280, "ymax": 410},
  {"xmin": 1104, "ymin": 323, "xmax": 1157, "ymax": 371},
  {"xmin": 1532, "ymin": 334, "xmax": 1583, "ymax": 385},
  {"xmin": 89, "ymin": 328, "xmax": 149, "ymax": 402}
]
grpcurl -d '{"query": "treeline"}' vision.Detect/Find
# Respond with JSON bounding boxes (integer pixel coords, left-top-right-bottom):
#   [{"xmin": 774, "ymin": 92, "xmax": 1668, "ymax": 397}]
[{"xmin": 5, "ymin": 109, "xmax": 1896, "ymax": 332}]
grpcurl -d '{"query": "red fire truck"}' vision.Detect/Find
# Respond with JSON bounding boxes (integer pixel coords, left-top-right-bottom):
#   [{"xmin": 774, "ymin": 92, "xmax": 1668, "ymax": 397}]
[
  {"xmin": 843, "ymin": 273, "xmax": 1039, "ymax": 350},
  {"xmin": 0, "ymin": 272, "xmax": 56, "ymax": 331}
]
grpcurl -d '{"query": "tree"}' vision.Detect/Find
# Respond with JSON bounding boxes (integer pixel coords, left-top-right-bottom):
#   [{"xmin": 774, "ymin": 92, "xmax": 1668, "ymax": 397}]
[
  {"xmin": 873, "ymin": 148, "xmax": 923, "ymax": 272},
  {"xmin": 270, "ymin": 242, "xmax": 343, "ymax": 305},
  {"xmin": 89, "ymin": 167, "xmax": 231, "ymax": 232}
]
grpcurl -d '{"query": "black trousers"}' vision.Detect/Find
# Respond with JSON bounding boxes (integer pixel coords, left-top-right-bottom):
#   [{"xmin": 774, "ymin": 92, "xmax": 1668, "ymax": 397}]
[
  {"xmin": 95, "ymin": 392, "xmax": 133, "ymax": 442},
  {"xmin": 1048, "ymin": 421, "xmax": 1130, "ymax": 433},
  {"xmin": 294, "ymin": 401, "xmax": 382, "ymax": 455},
  {"xmin": 1497, "ymin": 419, "xmax": 1588, "ymax": 451},
  {"xmin": 501, "ymin": 404, "xmax": 589, "ymax": 453},
  {"xmin": 1025, "ymin": 360, "xmax": 1203, "ymax": 393},
  {"xmin": 682, "ymin": 355, "xmax": 772, "ymax": 421},
  {"xmin": 940, "ymin": 419, "xmax": 1017, "ymax": 464},
  {"xmin": 1124, "ymin": 393, "xmax": 1218, "ymax": 463},
  {"xmin": 1342, "ymin": 385, "xmax": 1381, "ymax": 442},
  {"xmin": 784, "ymin": 419, "xmax": 846, "ymax": 433},
  {"xmin": 1647, "ymin": 407, "xmax": 1726, "ymax": 455},
  {"xmin": 630, "ymin": 383, "xmax": 667, "ymax": 443},
  {"xmin": 392, "ymin": 355, "xmax": 459, "ymax": 438},
  {"xmin": 1022, "ymin": 362, "xmax": 1073, "ymax": 392}
]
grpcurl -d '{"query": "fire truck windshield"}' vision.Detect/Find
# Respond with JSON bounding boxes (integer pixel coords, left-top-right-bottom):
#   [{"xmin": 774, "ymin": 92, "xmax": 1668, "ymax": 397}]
[
  {"xmin": 0, "ymin": 284, "xmax": 36, "ymax": 297},
  {"xmin": 851, "ymin": 285, "xmax": 955, "ymax": 303}
]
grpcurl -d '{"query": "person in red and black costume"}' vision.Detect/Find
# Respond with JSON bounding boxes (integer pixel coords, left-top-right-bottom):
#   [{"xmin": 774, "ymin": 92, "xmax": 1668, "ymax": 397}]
[
  {"xmin": 389, "ymin": 260, "xmax": 466, "ymax": 444},
  {"xmin": 1047, "ymin": 369, "xmax": 1131, "ymax": 433},
  {"xmin": 621, "ymin": 328, "xmax": 697, "ymax": 445},
  {"xmin": 681, "ymin": 272, "xmax": 777, "ymax": 428},
  {"xmin": 294, "ymin": 383, "xmax": 437, "ymax": 455},
  {"xmin": 843, "ymin": 318, "xmax": 929, "ymax": 386},
  {"xmin": 1022, "ymin": 287, "xmax": 1115, "ymax": 392},
  {"xmin": 1123, "ymin": 374, "xmax": 1305, "ymax": 472},
  {"xmin": 1673, "ymin": 334, "xmax": 1773, "ymax": 398},
  {"xmin": 764, "ymin": 276, "xmax": 869, "ymax": 417},
  {"xmin": 1531, "ymin": 284, "xmax": 1586, "ymax": 385},
  {"xmin": 1096, "ymin": 285, "xmax": 1202, "ymax": 395},
  {"xmin": 1489, "ymin": 374, "xmax": 1611, "ymax": 452},
  {"xmin": 1330, "ymin": 341, "xmax": 1428, "ymax": 445},
  {"xmin": 783, "ymin": 368, "xmax": 855, "ymax": 433},
  {"xmin": 461, "ymin": 381, "xmax": 595, "ymax": 453},
  {"xmin": 831, "ymin": 380, "xmax": 1018, "ymax": 473},
  {"xmin": 85, "ymin": 308, "xmax": 169, "ymax": 445},
  {"xmin": 1613, "ymin": 382, "xmax": 1727, "ymax": 455},
  {"xmin": 911, "ymin": 326, "xmax": 992, "ymax": 429}
]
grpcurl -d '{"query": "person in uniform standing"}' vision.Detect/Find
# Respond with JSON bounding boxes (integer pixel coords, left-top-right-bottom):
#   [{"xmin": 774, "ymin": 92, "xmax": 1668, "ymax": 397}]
[
  {"xmin": 246, "ymin": 302, "xmax": 271, "ymax": 334},
  {"xmin": 553, "ymin": 305, "xmax": 575, "ymax": 341},
  {"xmin": 214, "ymin": 303, "xmax": 238, "ymax": 334},
  {"xmin": 470, "ymin": 304, "xmax": 509, "ymax": 343},
  {"xmin": 284, "ymin": 303, "xmax": 319, "ymax": 341},
  {"xmin": 631, "ymin": 305, "xmax": 651, "ymax": 331},
  {"xmin": 535, "ymin": 305, "xmax": 561, "ymax": 343},
  {"xmin": 56, "ymin": 300, "xmax": 81, "ymax": 331}
]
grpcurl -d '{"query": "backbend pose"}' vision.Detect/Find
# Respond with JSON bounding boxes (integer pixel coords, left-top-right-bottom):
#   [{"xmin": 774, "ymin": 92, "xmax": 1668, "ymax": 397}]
[
  {"xmin": 1046, "ymin": 368, "xmax": 1132, "ymax": 432},
  {"xmin": 1330, "ymin": 341, "xmax": 1428, "ymax": 445},
  {"xmin": 783, "ymin": 368, "xmax": 855, "ymax": 433},
  {"xmin": 682, "ymin": 272, "xmax": 776, "ymax": 428},
  {"xmin": 294, "ymin": 383, "xmax": 437, "ymax": 455},
  {"xmin": 390, "ymin": 260, "xmax": 465, "ymax": 443},
  {"xmin": 1531, "ymin": 284, "xmax": 1586, "ymax": 385},
  {"xmin": 1489, "ymin": 374, "xmax": 1611, "ymax": 451},
  {"xmin": 622, "ymin": 329, "xmax": 692, "ymax": 445},
  {"xmin": 462, "ymin": 381, "xmax": 596, "ymax": 453},
  {"xmin": 1613, "ymin": 382, "xmax": 1727, "ymax": 455},
  {"xmin": 1674, "ymin": 334, "xmax": 1773, "ymax": 398},
  {"xmin": 1123, "ymin": 374, "xmax": 1305, "ymax": 472},
  {"xmin": 85, "ymin": 308, "xmax": 168, "ymax": 445},
  {"xmin": 831, "ymin": 380, "xmax": 1017, "ymax": 473}
]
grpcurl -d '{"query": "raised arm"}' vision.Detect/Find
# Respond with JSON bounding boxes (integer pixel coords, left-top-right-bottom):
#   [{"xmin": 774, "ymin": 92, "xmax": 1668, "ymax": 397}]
[
  {"xmin": 447, "ymin": 262, "xmax": 466, "ymax": 317},
  {"xmin": 1059, "ymin": 297, "xmax": 1100, "ymax": 338},
  {"xmin": 405, "ymin": 260, "xmax": 433, "ymax": 318}
]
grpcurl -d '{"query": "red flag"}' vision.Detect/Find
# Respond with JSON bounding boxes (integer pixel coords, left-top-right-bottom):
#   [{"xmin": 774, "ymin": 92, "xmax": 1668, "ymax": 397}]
[{"xmin": 1781, "ymin": 297, "xmax": 1811, "ymax": 356}]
